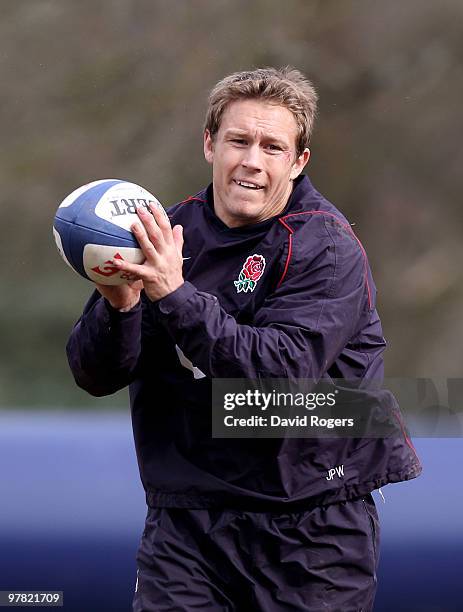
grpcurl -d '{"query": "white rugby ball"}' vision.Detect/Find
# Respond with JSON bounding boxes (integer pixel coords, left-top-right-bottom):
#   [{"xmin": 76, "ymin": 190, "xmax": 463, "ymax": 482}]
[{"xmin": 53, "ymin": 179, "xmax": 166, "ymax": 285}]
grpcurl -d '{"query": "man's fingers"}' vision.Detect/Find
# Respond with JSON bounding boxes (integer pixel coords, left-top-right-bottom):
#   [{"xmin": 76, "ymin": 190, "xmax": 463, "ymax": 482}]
[
  {"xmin": 111, "ymin": 257, "xmax": 144, "ymax": 279},
  {"xmin": 172, "ymin": 225, "xmax": 184, "ymax": 256},
  {"xmin": 149, "ymin": 203, "xmax": 174, "ymax": 245},
  {"xmin": 136, "ymin": 205, "xmax": 165, "ymax": 251},
  {"xmin": 132, "ymin": 219, "xmax": 160, "ymax": 260}
]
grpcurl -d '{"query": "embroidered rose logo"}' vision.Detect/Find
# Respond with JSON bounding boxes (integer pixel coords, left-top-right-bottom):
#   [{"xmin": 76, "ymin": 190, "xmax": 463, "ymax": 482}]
[{"xmin": 234, "ymin": 254, "xmax": 266, "ymax": 293}]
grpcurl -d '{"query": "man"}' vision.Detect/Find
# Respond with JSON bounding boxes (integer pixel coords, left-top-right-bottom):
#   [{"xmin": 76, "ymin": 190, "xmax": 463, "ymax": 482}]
[{"xmin": 67, "ymin": 67, "xmax": 421, "ymax": 611}]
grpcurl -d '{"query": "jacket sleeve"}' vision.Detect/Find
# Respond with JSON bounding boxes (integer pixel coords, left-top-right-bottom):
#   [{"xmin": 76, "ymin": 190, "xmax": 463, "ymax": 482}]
[
  {"xmin": 66, "ymin": 290, "xmax": 142, "ymax": 396},
  {"xmin": 153, "ymin": 223, "xmax": 372, "ymax": 380}
]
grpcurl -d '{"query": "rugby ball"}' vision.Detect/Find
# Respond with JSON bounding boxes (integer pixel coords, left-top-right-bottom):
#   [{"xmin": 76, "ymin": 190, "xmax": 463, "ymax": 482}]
[{"xmin": 53, "ymin": 179, "xmax": 165, "ymax": 285}]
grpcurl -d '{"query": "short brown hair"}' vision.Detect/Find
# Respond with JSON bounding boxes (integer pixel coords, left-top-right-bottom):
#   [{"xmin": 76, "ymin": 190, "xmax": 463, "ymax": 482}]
[{"xmin": 205, "ymin": 67, "xmax": 318, "ymax": 156}]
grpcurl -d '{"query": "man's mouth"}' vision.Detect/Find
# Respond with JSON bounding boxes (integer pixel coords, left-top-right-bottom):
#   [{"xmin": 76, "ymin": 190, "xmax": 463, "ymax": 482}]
[{"xmin": 233, "ymin": 179, "xmax": 264, "ymax": 190}]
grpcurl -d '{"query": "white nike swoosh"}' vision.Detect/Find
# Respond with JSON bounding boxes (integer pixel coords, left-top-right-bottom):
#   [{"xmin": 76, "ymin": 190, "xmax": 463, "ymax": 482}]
[{"xmin": 183, "ymin": 257, "xmax": 191, "ymax": 261}]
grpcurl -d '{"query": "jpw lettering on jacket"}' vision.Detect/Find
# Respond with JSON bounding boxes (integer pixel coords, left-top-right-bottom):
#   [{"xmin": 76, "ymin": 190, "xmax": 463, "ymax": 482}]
[
  {"xmin": 110, "ymin": 199, "xmax": 152, "ymax": 217},
  {"xmin": 326, "ymin": 465, "xmax": 344, "ymax": 480}
]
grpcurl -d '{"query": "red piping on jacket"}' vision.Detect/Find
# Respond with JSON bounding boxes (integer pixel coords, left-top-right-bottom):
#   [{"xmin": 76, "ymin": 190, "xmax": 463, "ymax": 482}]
[
  {"xmin": 180, "ymin": 196, "xmax": 206, "ymax": 205},
  {"xmin": 392, "ymin": 409, "xmax": 420, "ymax": 457},
  {"xmin": 277, "ymin": 218, "xmax": 294, "ymax": 289},
  {"xmin": 277, "ymin": 211, "xmax": 373, "ymax": 310}
]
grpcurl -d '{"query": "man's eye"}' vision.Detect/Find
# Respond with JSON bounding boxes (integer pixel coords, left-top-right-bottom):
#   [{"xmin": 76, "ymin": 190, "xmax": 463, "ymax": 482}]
[
  {"xmin": 266, "ymin": 144, "xmax": 282, "ymax": 152},
  {"xmin": 231, "ymin": 138, "xmax": 247, "ymax": 145}
]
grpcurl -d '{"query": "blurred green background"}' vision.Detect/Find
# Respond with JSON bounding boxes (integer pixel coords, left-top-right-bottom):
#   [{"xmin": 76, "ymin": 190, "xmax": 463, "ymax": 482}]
[{"xmin": 1, "ymin": 0, "xmax": 461, "ymax": 407}]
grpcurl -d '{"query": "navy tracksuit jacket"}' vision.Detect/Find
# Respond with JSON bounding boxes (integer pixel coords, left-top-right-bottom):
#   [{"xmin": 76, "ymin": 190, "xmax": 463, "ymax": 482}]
[{"xmin": 67, "ymin": 174, "xmax": 421, "ymax": 510}]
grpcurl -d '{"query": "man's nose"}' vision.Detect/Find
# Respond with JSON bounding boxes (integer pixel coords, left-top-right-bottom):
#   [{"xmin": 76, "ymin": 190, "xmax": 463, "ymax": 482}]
[{"xmin": 241, "ymin": 144, "xmax": 262, "ymax": 171}]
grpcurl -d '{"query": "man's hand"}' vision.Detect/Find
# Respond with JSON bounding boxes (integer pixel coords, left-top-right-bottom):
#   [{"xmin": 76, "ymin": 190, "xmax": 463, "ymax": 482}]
[
  {"xmin": 109, "ymin": 204, "xmax": 184, "ymax": 302},
  {"xmin": 95, "ymin": 280, "xmax": 143, "ymax": 312}
]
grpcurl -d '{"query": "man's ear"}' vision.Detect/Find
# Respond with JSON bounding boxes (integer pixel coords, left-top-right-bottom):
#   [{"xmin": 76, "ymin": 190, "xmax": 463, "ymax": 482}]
[
  {"xmin": 290, "ymin": 148, "xmax": 310, "ymax": 180},
  {"xmin": 204, "ymin": 129, "xmax": 214, "ymax": 164}
]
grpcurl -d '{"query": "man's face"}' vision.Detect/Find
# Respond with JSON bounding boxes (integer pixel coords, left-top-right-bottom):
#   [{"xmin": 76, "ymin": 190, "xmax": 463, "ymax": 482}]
[{"xmin": 204, "ymin": 99, "xmax": 310, "ymax": 228}]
